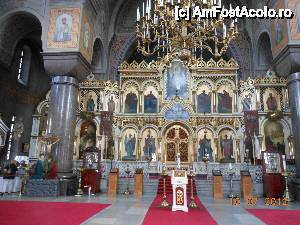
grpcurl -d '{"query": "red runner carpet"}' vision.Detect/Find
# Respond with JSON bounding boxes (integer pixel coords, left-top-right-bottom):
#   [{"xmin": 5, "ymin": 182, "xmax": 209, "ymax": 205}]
[
  {"xmin": 142, "ymin": 195, "xmax": 217, "ymax": 225},
  {"xmin": 0, "ymin": 200, "xmax": 110, "ymax": 225},
  {"xmin": 247, "ymin": 209, "xmax": 300, "ymax": 225}
]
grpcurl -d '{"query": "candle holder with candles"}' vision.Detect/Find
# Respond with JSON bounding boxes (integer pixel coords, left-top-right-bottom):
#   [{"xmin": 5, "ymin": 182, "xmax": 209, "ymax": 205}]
[{"xmin": 281, "ymin": 155, "xmax": 293, "ymax": 202}]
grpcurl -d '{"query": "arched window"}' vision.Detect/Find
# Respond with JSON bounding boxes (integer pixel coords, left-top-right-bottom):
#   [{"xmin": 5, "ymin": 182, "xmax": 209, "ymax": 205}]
[{"xmin": 17, "ymin": 45, "xmax": 31, "ymax": 85}]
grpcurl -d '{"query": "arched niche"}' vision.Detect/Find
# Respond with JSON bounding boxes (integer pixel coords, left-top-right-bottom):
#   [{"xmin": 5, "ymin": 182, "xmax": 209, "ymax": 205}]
[
  {"xmin": 91, "ymin": 38, "xmax": 105, "ymax": 76},
  {"xmin": 256, "ymin": 32, "xmax": 273, "ymax": 76},
  {"xmin": 0, "ymin": 11, "xmax": 42, "ymax": 69}
]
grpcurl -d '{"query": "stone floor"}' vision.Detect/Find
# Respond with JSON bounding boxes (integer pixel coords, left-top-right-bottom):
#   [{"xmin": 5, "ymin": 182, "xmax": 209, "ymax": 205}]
[{"xmin": 1, "ymin": 193, "xmax": 300, "ymax": 225}]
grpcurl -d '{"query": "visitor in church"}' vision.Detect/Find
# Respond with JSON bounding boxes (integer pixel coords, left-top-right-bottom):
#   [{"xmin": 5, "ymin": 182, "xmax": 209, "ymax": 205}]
[{"xmin": 0, "ymin": 160, "xmax": 18, "ymax": 196}]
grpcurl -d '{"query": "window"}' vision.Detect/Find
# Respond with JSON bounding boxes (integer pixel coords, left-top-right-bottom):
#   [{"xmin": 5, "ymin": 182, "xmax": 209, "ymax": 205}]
[
  {"xmin": 6, "ymin": 115, "xmax": 16, "ymax": 160},
  {"xmin": 17, "ymin": 45, "xmax": 31, "ymax": 85}
]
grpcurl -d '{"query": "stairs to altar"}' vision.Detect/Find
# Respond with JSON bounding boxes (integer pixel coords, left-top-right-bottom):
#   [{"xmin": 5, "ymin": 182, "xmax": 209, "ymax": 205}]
[{"xmin": 156, "ymin": 176, "xmax": 197, "ymax": 196}]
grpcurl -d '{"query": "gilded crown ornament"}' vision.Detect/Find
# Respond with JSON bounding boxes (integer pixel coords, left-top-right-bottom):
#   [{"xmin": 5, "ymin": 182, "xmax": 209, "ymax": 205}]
[{"xmin": 136, "ymin": 0, "xmax": 239, "ymax": 62}]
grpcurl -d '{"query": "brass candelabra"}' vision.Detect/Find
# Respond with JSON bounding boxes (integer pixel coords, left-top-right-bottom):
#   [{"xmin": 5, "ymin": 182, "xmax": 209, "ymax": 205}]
[
  {"xmin": 160, "ymin": 166, "xmax": 170, "ymax": 207},
  {"xmin": 188, "ymin": 170, "xmax": 198, "ymax": 208},
  {"xmin": 281, "ymin": 171, "xmax": 294, "ymax": 202},
  {"xmin": 136, "ymin": 0, "xmax": 239, "ymax": 61}
]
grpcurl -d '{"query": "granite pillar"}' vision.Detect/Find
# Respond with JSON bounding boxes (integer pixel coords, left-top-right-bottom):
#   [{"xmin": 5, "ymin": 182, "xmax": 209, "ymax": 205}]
[
  {"xmin": 287, "ymin": 72, "xmax": 300, "ymax": 200},
  {"xmin": 47, "ymin": 76, "xmax": 79, "ymax": 177}
]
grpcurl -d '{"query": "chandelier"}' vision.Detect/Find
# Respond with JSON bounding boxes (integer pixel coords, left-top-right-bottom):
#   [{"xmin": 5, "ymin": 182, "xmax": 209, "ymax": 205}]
[{"xmin": 136, "ymin": 0, "xmax": 239, "ymax": 61}]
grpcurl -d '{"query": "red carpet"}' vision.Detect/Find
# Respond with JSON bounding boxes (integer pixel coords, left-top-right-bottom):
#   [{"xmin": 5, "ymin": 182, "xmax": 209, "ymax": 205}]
[
  {"xmin": 247, "ymin": 209, "xmax": 300, "ymax": 225},
  {"xmin": 142, "ymin": 195, "xmax": 217, "ymax": 225},
  {"xmin": 0, "ymin": 200, "xmax": 110, "ymax": 225}
]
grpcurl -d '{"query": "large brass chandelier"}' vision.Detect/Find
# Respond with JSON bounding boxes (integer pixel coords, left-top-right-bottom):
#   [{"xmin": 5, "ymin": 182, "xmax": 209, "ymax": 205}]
[{"xmin": 136, "ymin": 0, "xmax": 239, "ymax": 61}]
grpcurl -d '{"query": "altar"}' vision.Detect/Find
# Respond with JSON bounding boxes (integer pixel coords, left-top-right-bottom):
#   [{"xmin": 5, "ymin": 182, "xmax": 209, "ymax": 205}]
[{"xmin": 27, "ymin": 56, "xmax": 296, "ymax": 198}]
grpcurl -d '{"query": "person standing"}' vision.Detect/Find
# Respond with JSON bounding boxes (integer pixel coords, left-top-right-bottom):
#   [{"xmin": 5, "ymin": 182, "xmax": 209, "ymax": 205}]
[{"xmin": 1, "ymin": 160, "xmax": 18, "ymax": 196}]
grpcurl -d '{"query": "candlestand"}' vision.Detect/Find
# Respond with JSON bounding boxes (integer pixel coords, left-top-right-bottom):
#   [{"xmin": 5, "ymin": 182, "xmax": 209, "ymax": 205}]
[
  {"xmin": 228, "ymin": 169, "xmax": 235, "ymax": 199},
  {"xmin": 124, "ymin": 166, "xmax": 131, "ymax": 195},
  {"xmin": 160, "ymin": 166, "xmax": 170, "ymax": 208},
  {"xmin": 281, "ymin": 171, "xmax": 294, "ymax": 202},
  {"xmin": 75, "ymin": 168, "xmax": 84, "ymax": 196},
  {"xmin": 188, "ymin": 171, "xmax": 198, "ymax": 208}
]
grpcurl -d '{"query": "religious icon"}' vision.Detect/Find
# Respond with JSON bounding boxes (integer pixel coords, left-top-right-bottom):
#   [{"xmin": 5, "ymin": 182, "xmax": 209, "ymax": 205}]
[
  {"xmin": 124, "ymin": 133, "xmax": 136, "ymax": 158},
  {"xmin": 275, "ymin": 18, "xmax": 283, "ymax": 45},
  {"xmin": 242, "ymin": 94, "xmax": 252, "ymax": 112},
  {"xmin": 53, "ymin": 14, "xmax": 72, "ymax": 42},
  {"xmin": 166, "ymin": 60, "xmax": 189, "ymax": 100},
  {"xmin": 22, "ymin": 142, "xmax": 30, "ymax": 153},
  {"xmin": 79, "ymin": 121, "xmax": 96, "ymax": 159},
  {"xmin": 266, "ymin": 93, "xmax": 278, "ymax": 111},
  {"xmin": 264, "ymin": 120, "xmax": 284, "ymax": 152},
  {"xmin": 220, "ymin": 134, "xmax": 233, "ymax": 159},
  {"xmin": 86, "ymin": 95, "xmax": 95, "ymax": 112},
  {"xmin": 197, "ymin": 90, "xmax": 211, "ymax": 113},
  {"xmin": 144, "ymin": 91, "xmax": 158, "ymax": 113},
  {"xmin": 125, "ymin": 92, "xmax": 138, "ymax": 113},
  {"xmin": 218, "ymin": 90, "xmax": 232, "ymax": 113},
  {"xmin": 83, "ymin": 23, "xmax": 89, "ymax": 49},
  {"xmin": 107, "ymin": 96, "xmax": 115, "ymax": 112},
  {"xmin": 143, "ymin": 130, "xmax": 156, "ymax": 160},
  {"xmin": 244, "ymin": 134, "xmax": 254, "ymax": 163},
  {"xmin": 198, "ymin": 133, "xmax": 213, "ymax": 162}
]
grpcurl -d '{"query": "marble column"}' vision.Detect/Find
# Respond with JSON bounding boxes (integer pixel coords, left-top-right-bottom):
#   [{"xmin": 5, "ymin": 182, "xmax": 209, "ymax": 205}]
[
  {"xmin": 47, "ymin": 76, "xmax": 79, "ymax": 176},
  {"xmin": 287, "ymin": 72, "xmax": 300, "ymax": 200}
]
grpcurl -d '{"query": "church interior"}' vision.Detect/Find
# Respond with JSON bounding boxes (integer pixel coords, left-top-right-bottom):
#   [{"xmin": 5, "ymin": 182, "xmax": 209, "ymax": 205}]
[{"xmin": 0, "ymin": 0, "xmax": 300, "ymax": 224}]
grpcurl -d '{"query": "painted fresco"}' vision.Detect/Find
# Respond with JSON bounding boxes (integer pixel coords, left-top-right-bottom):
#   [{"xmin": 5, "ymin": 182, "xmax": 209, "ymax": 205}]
[
  {"xmin": 79, "ymin": 121, "xmax": 96, "ymax": 159},
  {"xmin": 53, "ymin": 14, "xmax": 72, "ymax": 42},
  {"xmin": 47, "ymin": 8, "xmax": 81, "ymax": 49},
  {"xmin": 270, "ymin": 0, "xmax": 288, "ymax": 56},
  {"xmin": 124, "ymin": 92, "xmax": 138, "ymax": 113},
  {"xmin": 166, "ymin": 60, "xmax": 189, "ymax": 100},
  {"xmin": 141, "ymin": 129, "xmax": 157, "ymax": 161},
  {"xmin": 288, "ymin": 0, "xmax": 300, "ymax": 40},
  {"xmin": 80, "ymin": 10, "xmax": 94, "ymax": 62},
  {"xmin": 144, "ymin": 87, "xmax": 158, "ymax": 113},
  {"xmin": 122, "ymin": 128, "xmax": 137, "ymax": 160}
]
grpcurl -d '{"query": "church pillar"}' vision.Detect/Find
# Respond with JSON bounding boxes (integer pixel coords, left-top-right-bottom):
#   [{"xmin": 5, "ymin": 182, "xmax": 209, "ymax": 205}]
[
  {"xmin": 212, "ymin": 90, "xmax": 217, "ymax": 113},
  {"xmin": 47, "ymin": 76, "xmax": 79, "ymax": 176},
  {"xmin": 255, "ymin": 88, "xmax": 261, "ymax": 111},
  {"xmin": 118, "ymin": 137, "xmax": 122, "ymax": 161},
  {"xmin": 192, "ymin": 90, "xmax": 197, "ymax": 112},
  {"xmin": 287, "ymin": 72, "xmax": 300, "ymax": 200},
  {"xmin": 158, "ymin": 91, "xmax": 162, "ymax": 112},
  {"xmin": 233, "ymin": 89, "xmax": 238, "ymax": 113},
  {"xmin": 137, "ymin": 137, "xmax": 142, "ymax": 160},
  {"xmin": 139, "ymin": 91, "xmax": 143, "ymax": 113},
  {"xmin": 120, "ymin": 91, "xmax": 124, "ymax": 113}
]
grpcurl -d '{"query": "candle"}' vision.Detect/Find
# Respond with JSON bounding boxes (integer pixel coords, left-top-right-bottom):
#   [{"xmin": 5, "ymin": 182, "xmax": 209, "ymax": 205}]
[{"xmin": 282, "ymin": 155, "xmax": 287, "ymax": 171}]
